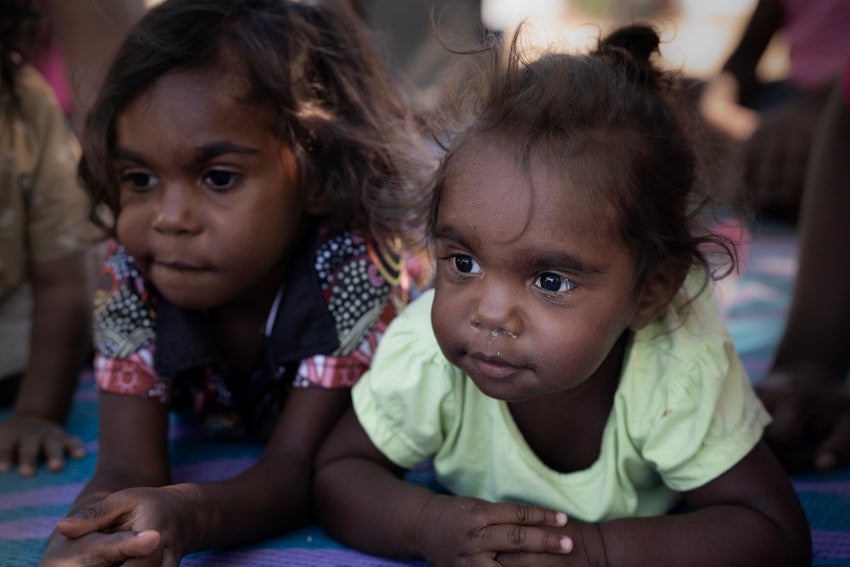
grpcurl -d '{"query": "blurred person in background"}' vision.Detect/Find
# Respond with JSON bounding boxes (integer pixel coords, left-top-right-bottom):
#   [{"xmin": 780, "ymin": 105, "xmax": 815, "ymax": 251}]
[
  {"xmin": 755, "ymin": 62, "xmax": 850, "ymax": 474},
  {"xmin": 0, "ymin": 0, "xmax": 104, "ymax": 476},
  {"xmin": 699, "ymin": 0, "xmax": 850, "ymax": 222},
  {"xmin": 34, "ymin": 0, "xmax": 146, "ymax": 134}
]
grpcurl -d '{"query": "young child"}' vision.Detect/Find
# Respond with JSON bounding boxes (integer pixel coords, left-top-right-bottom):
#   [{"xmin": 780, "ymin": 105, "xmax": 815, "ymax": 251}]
[
  {"xmin": 0, "ymin": 0, "xmax": 101, "ymax": 477},
  {"xmin": 315, "ymin": 25, "xmax": 812, "ymax": 566},
  {"xmin": 39, "ymin": 0, "xmax": 429, "ymax": 564}
]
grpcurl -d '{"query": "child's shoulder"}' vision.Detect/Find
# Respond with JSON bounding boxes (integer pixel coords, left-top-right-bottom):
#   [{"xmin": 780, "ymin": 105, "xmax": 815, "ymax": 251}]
[
  {"xmin": 308, "ymin": 225, "xmax": 406, "ymax": 357},
  {"xmin": 311, "ymin": 226, "xmax": 402, "ymax": 290},
  {"xmin": 624, "ymin": 272, "xmax": 743, "ymax": 405},
  {"xmin": 93, "ymin": 240, "xmax": 157, "ymax": 359},
  {"xmin": 634, "ymin": 272, "xmax": 730, "ymax": 359}
]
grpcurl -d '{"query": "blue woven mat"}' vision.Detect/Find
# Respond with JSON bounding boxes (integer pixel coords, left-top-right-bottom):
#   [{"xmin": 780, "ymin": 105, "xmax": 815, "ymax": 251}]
[{"xmin": 2, "ymin": 220, "xmax": 849, "ymax": 565}]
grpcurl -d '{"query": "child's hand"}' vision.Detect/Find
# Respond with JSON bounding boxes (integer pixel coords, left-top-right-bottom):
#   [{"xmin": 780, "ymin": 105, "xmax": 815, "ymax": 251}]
[
  {"xmin": 54, "ymin": 486, "xmax": 189, "ymax": 564},
  {"xmin": 495, "ymin": 521, "xmax": 606, "ymax": 566},
  {"xmin": 39, "ymin": 529, "xmax": 161, "ymax": 566},
  {"xmin": 0, "ymin": 413, "xmax": 85, "ymax": 476},
  {"xmin": 414, "ymin": 494, "xmax": 572, "ymax": 566}
]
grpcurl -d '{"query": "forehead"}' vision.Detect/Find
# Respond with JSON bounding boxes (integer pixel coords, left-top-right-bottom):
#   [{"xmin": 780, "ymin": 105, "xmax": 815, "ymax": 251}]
[
  {"xmin": 439, "ymin": 133, "xmax": 620, "ymax": 247},
  {"xmin": 116, "ymin": 63, "xmax": 274, "ymax": 149}
]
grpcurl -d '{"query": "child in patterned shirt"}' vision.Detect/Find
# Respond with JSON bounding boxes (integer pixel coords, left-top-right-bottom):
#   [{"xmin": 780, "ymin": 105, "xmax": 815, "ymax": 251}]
[{"xmin": 40, "ymin": 0, "xmax": 431, "ymax": 564}]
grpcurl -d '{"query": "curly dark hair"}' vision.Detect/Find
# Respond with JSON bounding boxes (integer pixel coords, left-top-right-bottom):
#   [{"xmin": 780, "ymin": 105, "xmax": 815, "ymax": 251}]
[
  {"xmin": 428, "ymin": 23, "xmax": 738, "ymax": 295},
  {"xmin": 80, "ymin": 0, "xmax": 433, "ymax": 247}
]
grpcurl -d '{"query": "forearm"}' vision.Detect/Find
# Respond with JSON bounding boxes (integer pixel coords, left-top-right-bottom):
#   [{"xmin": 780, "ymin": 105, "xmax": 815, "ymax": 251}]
[
  {"xmin": 15, "ymin": 254, "xmax": 91, "ymax": 421},
  {"xmin": 721, "ymin": 0, "xmax": 783, "ymax": 101},
  {"xmin": 586, "ymin": 504, "xmax": 809, "ymax": 567},
  {"xmin": 169, "ymin": 452, "xmax": 317, "ymax": 554},
  {"xmin": 315, "ymin": 456, "xmax": 433, "ymax": 559}
]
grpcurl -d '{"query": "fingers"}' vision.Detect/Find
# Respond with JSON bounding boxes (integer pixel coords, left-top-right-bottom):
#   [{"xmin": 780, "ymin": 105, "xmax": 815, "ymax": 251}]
[
  {"xmin": 815, "ymin": 413, "xmax": 850, "ymax": 472},
  {"xmin": 16, "ymin": 433, "xmax": 39, "ymax": 477},
  {"xmin": 474, "ymin": 523, "xmax": 573, "ymax": 555},
  {"xmin": 0, "ymin": 429, "xmax": 13, "ymax": 473},
  {"xmin": 0, "ymin": 418, "xmax": 86, "ymax": 475},
  {"xmin": 43, "ymin": 433, "xmax": 85, "ymax": 472},
  {"xmin": 117, "ymin": 530, "xmax": 162, "ymax": 559},
  {"xmin": 474, "ymin": 501, "xmax": 568, "ymax": 530},
  {"xmin": 57, "ymin": 499, "xmax": 129, "ymax": 538},
  {"xmin": 44, "ymin": 436, "xmax": 68, "ymax": 472},
  {"xmin": 41, "ymin": 530, "xmax": 161, "ymax": 567},
  {"xmin": 86, "ymin": 530, "xmax": 162, "ymax": 565},
  {"xmin": 462, "ymin": 501, "xmax": 572, "ymax": 556},
  {"xmin": 766, "ymin": 398, "xmax": 806, "ymax": 445}
]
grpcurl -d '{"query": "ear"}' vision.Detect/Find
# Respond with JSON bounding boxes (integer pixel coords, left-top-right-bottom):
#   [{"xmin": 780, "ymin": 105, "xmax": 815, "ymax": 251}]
[{"xmin": 628, "ymin": 263, "xmax": 687, "ymax": 330}]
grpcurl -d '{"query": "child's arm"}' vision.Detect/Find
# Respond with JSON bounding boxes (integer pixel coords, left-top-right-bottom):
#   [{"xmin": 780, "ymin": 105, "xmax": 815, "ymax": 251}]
[
  {"xmin": 47, "ymin": 386, "xmax": 351, "ymax": 563},
  {"xmin": 315, "ymin": 409, "xmax": 575, "ymax": 566},
  {"xmin": 0, "ymin": 252, "xmax": 91, "ymax": 476},
  {"xmin": 496, "ymin": 441, "xmax": 811, "ymax": 567},
  {"xmin": 40, "ymin": 390, "xmax": 171, "ymax": 565}
]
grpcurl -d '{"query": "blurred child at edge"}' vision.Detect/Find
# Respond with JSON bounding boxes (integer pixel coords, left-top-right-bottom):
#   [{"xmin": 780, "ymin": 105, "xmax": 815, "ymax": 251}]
[
  {"xmin": 39, "ymin": 0, "xmax": 431, "ymax": 564},
  {"xmin": 0, "ymin": 0, "xmax": 103, "ymax": 477}
]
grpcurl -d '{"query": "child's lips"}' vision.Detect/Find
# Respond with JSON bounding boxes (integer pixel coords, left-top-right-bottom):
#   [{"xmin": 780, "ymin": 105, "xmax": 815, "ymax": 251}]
[
  {"xmin": 153, "ymin": 259, "xmax": 206, "ymax": 271},
  {"xmin": 469, "ymin": 352, "xmax": 523, "ymax": 379}
]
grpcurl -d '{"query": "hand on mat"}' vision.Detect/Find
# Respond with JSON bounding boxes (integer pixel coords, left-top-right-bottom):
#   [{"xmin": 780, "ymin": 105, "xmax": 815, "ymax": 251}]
[
  {"xmin": 54, "ymin": 485, "xmax": 188, "ymax": 566},
  {"xmin": 413, "ymin": 494, "xmax": 572, "ymax": 566},
  {"xmin": 756, "ymin": 371, "xmax": 850, "ymax": 472},
  {"xmin": 0, "ymin": 413, "xmax": 85, "ymax": 476},
  {"xmin": 38, "ymin": 529, "xmax": 161, "ymax": 567}
]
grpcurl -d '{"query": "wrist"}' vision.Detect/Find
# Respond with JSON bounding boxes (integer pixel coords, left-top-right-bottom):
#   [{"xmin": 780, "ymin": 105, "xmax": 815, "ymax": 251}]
[
  {"xmin": 411, "ymin": 492, "xmax": 441, "ymax": 560},
  {"xmin": 577, "ymin": 522, "xmax": 609, "ymax": 567}
]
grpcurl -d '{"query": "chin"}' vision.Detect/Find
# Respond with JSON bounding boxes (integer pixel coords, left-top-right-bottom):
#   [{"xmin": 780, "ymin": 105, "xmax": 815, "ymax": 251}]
[
  {"xmin": 156, "ymin": 288, "xmax": 218, "ymax": 311},
  {"xmin": 467, "ymin": 374, "xmax": 537, "ymax": 403}
]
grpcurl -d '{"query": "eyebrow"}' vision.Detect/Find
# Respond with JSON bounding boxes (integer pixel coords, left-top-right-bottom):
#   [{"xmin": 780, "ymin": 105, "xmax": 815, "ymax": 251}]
[
  {"xmin": 435, "ymin": 224, "xmax": 605, "ymax": 276},
  {"xmin": 113, "ymin": 142, "xmax": 260, "ymax": 165},
  {"xmin": 435, "ymin": 225, "xmax": 475, "ymax": 250},
  {"xmin": 521, "ymin": 250, "xmax": 605, "ymax": 276}
]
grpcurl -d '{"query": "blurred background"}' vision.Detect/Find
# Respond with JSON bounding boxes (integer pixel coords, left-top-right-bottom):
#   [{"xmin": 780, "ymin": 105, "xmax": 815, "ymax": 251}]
[{"xmin": 40, "ymin": 0, "xmax": 780, "ymax": 118}]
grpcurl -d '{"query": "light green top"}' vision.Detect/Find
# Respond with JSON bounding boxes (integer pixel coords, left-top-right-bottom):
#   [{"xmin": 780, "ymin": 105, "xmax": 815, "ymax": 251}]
[{"xmin": 352, "ymin": 279, "xmax": 771, "ymax": 522}]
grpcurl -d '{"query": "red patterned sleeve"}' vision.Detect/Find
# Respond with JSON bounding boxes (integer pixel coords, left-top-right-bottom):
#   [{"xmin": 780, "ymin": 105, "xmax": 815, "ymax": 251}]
[
  {"xmin": 294, "ymin": 230, "xmax": 407, "ymax": 389},
  {"xmin": 92, "ymin": 240, "xmax": 170, "ymax": 403}
]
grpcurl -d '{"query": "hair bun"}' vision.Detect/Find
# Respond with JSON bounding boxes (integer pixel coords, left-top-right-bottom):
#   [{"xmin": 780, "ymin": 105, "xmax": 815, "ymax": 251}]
[
  {"xmin": 601, "ymin": 25, "xmax": 659, "ymax": 62},
  {"xmin": 595, "ymin": 24, "xmax": 662, "ymax": 88}
]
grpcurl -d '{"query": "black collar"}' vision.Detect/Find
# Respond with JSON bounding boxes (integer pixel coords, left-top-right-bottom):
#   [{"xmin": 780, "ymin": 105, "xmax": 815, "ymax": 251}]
[{"xmin": 153, "ymin": 230, "xmax": 339, "ymax": 376}]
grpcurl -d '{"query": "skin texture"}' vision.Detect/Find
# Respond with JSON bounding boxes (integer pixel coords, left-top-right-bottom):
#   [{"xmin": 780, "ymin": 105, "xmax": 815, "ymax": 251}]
[
  {"xmin": 39, "ymin": 63, "xmax": 349, "ymax": 566},
  {"xmin": 315, "ymin": 134, "xmax": 812, "ymax": 566},
  {"xmin": 754, "ymin": 80, "xmax": 850, "ymax": 473},
  {"xmin": 0, "ymin": 253, "xmax": 90, "ymax": 476}
]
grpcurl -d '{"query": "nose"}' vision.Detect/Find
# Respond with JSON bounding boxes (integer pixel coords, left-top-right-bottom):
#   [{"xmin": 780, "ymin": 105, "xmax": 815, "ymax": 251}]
[
  {"xmin": 153, "ymin": 184, "xmax": 202, "ymax": 235},
  {"xmin": 469, "ymin": 279, "xmax": 523, "ymax": 339}
]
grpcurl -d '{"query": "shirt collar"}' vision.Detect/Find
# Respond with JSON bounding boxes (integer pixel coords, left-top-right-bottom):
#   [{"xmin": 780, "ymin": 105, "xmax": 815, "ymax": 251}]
[{"xmin": 153, "ymin": 228, "xmax": 339, "ymax": 376}]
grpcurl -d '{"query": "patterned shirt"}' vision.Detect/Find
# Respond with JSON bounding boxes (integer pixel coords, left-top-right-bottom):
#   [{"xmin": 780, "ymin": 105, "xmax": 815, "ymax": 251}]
[{"xmin": 93, "ymin": 224, "xmax": 405, "ymax": 440}]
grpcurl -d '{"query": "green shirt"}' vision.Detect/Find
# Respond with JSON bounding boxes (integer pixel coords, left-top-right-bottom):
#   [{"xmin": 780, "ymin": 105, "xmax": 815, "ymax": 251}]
[{"xmin": 352, "ymin": 279, "xmax": 771, "ymax": 522}]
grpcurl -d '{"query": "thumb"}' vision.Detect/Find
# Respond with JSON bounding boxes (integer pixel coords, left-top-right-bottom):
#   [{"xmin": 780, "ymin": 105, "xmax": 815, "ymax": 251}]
[
  {"xmin": 75, "ymin": 530, "xmax": 162, "ymax": 565},
  {"xmin": 117, "ymin": 530, "xmax": 162, "ymax": 558},
  {"xmin": 814, "ymin": 413, "xmax": 850, "ymax": 472},
  {"xmin": 56, "ymin": 499, "xmax": 128, "ymax": 537}
]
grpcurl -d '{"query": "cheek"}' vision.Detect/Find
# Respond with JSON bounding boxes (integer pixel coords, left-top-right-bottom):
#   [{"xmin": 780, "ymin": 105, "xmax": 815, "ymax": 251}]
[
  {"xmin": 430, "ymin": 291, "xmax": 463, "ymax": 353},
  {"xmin": 114, "ymin": 208, "xmax": 143, "ymax": 250}
]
